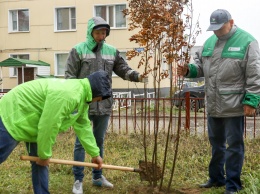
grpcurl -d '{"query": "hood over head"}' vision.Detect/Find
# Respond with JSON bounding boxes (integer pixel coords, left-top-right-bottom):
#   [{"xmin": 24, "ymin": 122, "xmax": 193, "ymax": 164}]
[
  {"xmin": 92, "ymin": 17, "xmax": 110, "ymax": 36},
  {"xmin": 86, "ymin": 17, "xmax": 110, "ymax": 51},
  {"xmin": 86, "ymin": 70, "xmax": 112, "ymax": 100},
  {"xmin": 87, "ymin": 17, "xmax": 110, "ymax": 40}
]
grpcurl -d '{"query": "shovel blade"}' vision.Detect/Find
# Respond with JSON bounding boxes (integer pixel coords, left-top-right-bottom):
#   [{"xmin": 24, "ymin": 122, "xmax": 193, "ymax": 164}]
[{"xmin": 139, "ymin": 160, "xmax": 162, "ymax": 181}]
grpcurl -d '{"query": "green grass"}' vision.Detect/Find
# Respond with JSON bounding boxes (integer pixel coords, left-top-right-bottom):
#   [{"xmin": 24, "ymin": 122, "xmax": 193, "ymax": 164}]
[{"xmin": 0, "ymin": 129, "xmax": 259, "ymax": 194}]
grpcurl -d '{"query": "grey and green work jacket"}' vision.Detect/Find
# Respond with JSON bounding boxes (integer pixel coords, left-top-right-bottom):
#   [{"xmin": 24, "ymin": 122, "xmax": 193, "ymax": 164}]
[
  {"xmin": 65, "ymin": 17, "xmax": 140, "ymax": 115},
  {"xmin": 186, "ymin": 25, "xmax": 260, "ymax": 117}
]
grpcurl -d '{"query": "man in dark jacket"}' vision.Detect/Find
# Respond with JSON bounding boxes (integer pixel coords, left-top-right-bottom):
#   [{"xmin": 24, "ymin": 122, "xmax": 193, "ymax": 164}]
[
  {"xmin": 65, "ymin": 16, "xmax": 148, "ymax": 194},
  {"xmin": 0, "ymin": 70, "xmax": 111, "ymax": 194},
  {"xmin": 177, "ymin": 9, "xmax": 260, "ymax": 194}
]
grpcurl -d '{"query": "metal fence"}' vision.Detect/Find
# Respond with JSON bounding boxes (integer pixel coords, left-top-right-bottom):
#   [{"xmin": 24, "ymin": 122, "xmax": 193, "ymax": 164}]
[
  {"xmin": 109, "ymin": 94, "xmax": 260, "ymax": 139},
  {"xmin": 1, "ymin": 91, "xmax": 259, "ymax": 138}
]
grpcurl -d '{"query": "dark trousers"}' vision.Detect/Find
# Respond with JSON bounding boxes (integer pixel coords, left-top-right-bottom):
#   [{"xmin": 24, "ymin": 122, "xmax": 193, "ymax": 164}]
[
  {"xmin": 0, "ymin": 118, "xmax": 49, "ymax": 194},
  {"xmin": 73, "ymin": 114, "xmax": 110, "ymax": 181},
  {"xmin": 207, "ymin": 116, "xmax": 244, "ymax": 192},
  {"xmin": 26, "ymin": 142, "xmax": 50, "ymax": 194}
]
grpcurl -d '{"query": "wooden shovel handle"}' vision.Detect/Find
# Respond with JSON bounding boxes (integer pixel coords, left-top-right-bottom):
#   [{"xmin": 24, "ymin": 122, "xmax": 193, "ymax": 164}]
[{"xmin": 20, "ymin": 155, "xmax": 141, "ymax": 172}]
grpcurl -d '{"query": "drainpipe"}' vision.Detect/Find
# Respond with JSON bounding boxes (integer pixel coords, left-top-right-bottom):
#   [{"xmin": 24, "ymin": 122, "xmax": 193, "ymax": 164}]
[
  {"xmin": 1, "ymin": 67, "xmax": 3, "ymax": 92},
  {"xmin": 22, "ymin": 65, "xmax": 24, "ymax": 83}
]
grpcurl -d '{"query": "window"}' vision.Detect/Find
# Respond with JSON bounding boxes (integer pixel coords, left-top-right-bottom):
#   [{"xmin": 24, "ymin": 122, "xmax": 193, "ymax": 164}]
[
  {"xmin": 95, "ymin": 4, "xmax": 126, "ymax": 28},
  {"xmin": 55, "ymin": 53, "xmax": 68, "ymax": 76},
  {"xmin": 55, "ymin": 7, "xmax": 76, "ymax": 31},
  {"xmin": 9, "ymin": 9, "xmax": 29, "ymax": 32},
  {"xmin": 9, "ymin": 54, "xmax": 29, "ymax": 77}
]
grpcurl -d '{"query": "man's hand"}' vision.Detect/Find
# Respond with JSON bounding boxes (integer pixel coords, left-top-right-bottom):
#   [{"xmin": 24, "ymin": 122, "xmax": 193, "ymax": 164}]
[
  {"xmin": 138, "ymin": 74, "xmax": 148, "ymax": 83},
  {"xmin": 177, "ymin": 64, "xmax": 188, "ymax": 76},
  {"xmin": 36, "ymin": 158, "xmax": 50, "ymax": 166},
  {"xmin": 244, "ymin": 105, "xmax": 256, "ymax": 117},
  {"xmin": 91, "ymin": 156, "xmax": 103, "ymax": 169}
]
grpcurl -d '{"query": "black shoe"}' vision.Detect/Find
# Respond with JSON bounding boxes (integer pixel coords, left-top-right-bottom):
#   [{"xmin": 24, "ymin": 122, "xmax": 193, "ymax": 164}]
[
  {"xmin": 224, "ymin": 190, "xmax": 237, "ymax": 194},
  {"xmin": 199, "ymin": 180, "xmax": 225, "ymax": 188}
]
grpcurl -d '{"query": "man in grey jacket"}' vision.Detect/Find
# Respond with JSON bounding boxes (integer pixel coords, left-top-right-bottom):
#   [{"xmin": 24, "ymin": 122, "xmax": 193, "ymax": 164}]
[
  {"xmin": 177, "ymin": 9, "xmax": 260, "ymax": 194},
  {"xmin": 65, "ymin": 16, "xmax": 147, "ymax": 194}
]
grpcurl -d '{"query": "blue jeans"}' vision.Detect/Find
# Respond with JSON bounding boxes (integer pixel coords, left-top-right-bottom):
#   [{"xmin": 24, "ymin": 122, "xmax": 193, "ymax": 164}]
[
  {"xmin": 73, "ymin": 114, "xmax": 110, "ymax": 181},
  {"xmin": 0, "ymin": 118, "xmax": 19, "ymax": 164},
  {"xmin": 26, "ymin": 142, "xmax": 50, "ymax": 194},
  {"xmin": 0, "ymin": 118, "xmax": 49, "ymax": 194},
  {"xmin": 207, "ymin": 116, "xmax": 244, "ymax": 192}
]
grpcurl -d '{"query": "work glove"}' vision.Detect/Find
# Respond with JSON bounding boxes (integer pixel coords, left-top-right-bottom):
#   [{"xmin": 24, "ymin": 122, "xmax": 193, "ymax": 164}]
[{"xmin": 138, "ymin": 74, "xmax": 148, "ymax": 83}]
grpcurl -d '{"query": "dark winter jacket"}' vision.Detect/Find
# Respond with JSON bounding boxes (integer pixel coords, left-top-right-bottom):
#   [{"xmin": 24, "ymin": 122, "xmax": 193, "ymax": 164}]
[{"xmin": 65, "ymin": 16, "xmax": 140, "ymax": 115}]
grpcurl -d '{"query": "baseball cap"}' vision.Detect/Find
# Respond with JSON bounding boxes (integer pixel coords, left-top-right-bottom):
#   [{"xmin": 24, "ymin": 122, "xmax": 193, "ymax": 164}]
[
  {"xmin": 207, "ymin": 9, "xmax": 232, "ymax": 31},
  {"xmin": 93, "ymin": 24, "xmax": 110, "ymax": 36}
]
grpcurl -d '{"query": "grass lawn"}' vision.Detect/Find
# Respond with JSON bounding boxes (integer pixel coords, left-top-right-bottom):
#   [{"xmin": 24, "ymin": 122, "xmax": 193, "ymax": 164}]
[{"xmin": 0, "ymin": 129, "xmax": 259, "ymax": 194}]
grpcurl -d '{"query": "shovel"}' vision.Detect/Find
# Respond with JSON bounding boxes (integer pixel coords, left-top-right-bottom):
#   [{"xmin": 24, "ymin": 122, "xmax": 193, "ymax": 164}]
[{"xmin": 20, "ymin": 155, "xmax": 161, "ymax": 181}]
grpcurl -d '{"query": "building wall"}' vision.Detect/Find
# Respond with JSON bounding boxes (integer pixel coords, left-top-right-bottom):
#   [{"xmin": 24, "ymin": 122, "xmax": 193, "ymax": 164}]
[{"xmin": 0, "ymin": 0, "xmax": 175, "ymax": 96}]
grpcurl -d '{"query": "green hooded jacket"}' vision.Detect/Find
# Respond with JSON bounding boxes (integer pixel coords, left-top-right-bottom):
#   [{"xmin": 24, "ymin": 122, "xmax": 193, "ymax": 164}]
[
  {"xmin": 65, "ymin": 16, "xmax": 141, "ymax": 115},
  {"xmin": 0, "ymin": 78, "xmax": 99, "ymax": 159}
]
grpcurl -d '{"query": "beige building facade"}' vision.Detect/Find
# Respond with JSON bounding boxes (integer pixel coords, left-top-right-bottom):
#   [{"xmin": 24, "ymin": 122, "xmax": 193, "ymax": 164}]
[{"xmin": 0, "ymin": 0, "xmax": 172, "ymax": 96}]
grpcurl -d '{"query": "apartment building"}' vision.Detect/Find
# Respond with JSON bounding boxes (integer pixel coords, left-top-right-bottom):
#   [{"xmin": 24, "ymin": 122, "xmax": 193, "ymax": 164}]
[{"xmin": 0, "ymin": 0, "xmax": 174, "ymax": 96}]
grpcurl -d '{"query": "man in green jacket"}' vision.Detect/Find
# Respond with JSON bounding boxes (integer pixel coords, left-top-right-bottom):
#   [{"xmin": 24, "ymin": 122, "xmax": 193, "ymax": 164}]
[
  {"xmin": 0, "ymin": 70, "xmax": 111, "ymax": 194},
  {"xmin": 177, "ymin": 9, "xmax": 260, "ymax": 194},
  {"xmin": 65, "ymin": 16, "xmax": 148, "ymax": 193}
]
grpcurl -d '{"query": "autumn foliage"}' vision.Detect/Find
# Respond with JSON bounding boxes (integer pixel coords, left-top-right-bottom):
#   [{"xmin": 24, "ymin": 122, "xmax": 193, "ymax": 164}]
[{"xmin": 123, "ymin": 0, "xmax": 201, "ymax": 192}]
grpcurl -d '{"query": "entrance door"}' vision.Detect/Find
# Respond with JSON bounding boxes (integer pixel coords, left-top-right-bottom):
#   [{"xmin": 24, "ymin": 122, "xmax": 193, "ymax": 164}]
[{"xmin": 18, "ymin": 67, "xmax": 35, "ymax": 84}]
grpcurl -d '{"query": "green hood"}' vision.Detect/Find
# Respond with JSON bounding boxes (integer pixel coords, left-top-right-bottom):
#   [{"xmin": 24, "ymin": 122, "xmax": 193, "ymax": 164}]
[{"xmin": 86, "ymin": 17, "xmax": 110, "ymax": 50}]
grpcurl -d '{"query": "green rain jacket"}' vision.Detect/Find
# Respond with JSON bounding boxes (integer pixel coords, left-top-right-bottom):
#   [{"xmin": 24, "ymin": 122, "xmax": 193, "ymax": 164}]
[{"xmin": 0, "ymin": 78, "xmax": 99, "ymax": 159}]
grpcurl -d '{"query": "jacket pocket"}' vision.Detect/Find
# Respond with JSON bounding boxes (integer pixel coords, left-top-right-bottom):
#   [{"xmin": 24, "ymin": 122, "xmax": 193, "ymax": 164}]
[
  {"xmin": 104, "ymin": 59, "xmax": 114, "ymax": 75},
  {"xmin": 218, "ymin": 88, "xmax": 244, "ymax": 113},
  {"xmin": 78, "ymin": 59, "xmax": 93, "ymax": 78},
  {"xmin": 89, "ymin": 98, "xmax": 113, "ymax": 114},
  {"xmin": 99, "ymin": 98, "xmax": 113, "ymax": 110}
]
